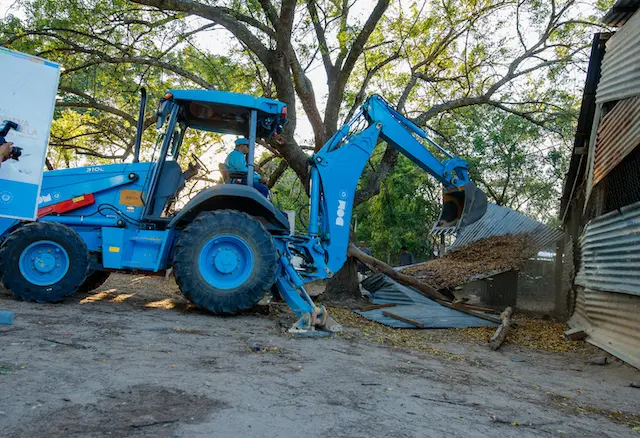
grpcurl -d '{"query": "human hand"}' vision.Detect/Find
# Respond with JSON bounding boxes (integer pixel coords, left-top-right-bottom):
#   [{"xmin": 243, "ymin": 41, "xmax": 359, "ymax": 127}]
[{"xmin": 0, "ymin": 142, "xmax": 12, "ymax": 167}]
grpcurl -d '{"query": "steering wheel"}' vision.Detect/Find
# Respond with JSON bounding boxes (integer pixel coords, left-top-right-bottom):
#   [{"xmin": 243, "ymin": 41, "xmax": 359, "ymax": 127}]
[{"xmin": 191, "ymin": 153, "xmax": 209, "ymax": 174}]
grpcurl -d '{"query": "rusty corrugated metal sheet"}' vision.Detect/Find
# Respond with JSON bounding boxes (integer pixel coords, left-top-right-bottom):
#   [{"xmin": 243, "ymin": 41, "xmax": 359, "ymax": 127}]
[
  {"xmin": 570, "ymin": 288, "xmax": 640, "ymax": 369},
  {"xmin": 451, "ymin": 203, "xmax": 564, "ymax": 252},
  {"xmin": 593, "ymin": 96, "xmax": 640, "ymax": 185},
  {"xmin": 575, "ymin": 200, "xmax": 640, "ymax": 295},
  {"xmin": 573, "ymin": 286, "xmax": 589, "ymax": 323},
  {"xmin": 596, "ymin": 10, "xmax": 640, "ymax": 103}
]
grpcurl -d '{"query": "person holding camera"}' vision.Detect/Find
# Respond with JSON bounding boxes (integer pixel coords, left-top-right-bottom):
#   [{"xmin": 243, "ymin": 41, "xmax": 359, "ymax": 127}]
[{"xmin": 0, "ymin": 138, "xmax": 13, "ymax": 169}]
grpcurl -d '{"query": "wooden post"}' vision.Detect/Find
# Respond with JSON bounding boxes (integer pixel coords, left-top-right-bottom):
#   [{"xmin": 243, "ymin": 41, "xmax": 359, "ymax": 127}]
[{"xmin": 553, "ymin": 235, "xmax": 567, "ymax": 319}]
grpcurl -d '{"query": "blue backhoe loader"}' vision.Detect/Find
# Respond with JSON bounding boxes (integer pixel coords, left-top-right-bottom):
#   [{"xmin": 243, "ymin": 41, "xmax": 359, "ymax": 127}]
[{"xmin": 0, "ymin": 90, "xmax": 487, "ymax": 331}]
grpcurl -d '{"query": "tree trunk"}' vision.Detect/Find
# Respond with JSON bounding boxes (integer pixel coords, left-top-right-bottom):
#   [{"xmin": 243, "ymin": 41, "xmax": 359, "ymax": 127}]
[{"xmin": 323, "ymin": 256, "xmax": 361, "ymax": 302}]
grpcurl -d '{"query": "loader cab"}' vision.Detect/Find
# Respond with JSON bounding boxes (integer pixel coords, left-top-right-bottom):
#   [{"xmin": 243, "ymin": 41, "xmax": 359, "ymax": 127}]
[{"xmin": 139, "ymin": 90, "xmax": 287, "ymax": 220}]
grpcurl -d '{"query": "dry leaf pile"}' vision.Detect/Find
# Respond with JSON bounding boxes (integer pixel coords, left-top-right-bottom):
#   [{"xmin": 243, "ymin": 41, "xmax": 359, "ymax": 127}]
[
  {"xmin": 401, "ymin": 234, "xmax": 534, "ymax": 289},
  {"xmin": 331, "ymin": 307, "xmax": 583, "ymax": 354},
  {"xmin": 456, "ymin": 314, "xmax": 583, "ymax": 352}
]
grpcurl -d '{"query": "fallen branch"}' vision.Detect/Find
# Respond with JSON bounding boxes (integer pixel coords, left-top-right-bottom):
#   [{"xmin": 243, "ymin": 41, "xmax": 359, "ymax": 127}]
[
  {"xmin": 489, "ymin": 306, "xmax": 514, "ymax": 351},
  {"xmin": 43, "ymin": 338, "xmax": 89, "ymax": 349},
  {"xmin": 348, "ymin": 243, "xmax": 451, "ymax": 302}
]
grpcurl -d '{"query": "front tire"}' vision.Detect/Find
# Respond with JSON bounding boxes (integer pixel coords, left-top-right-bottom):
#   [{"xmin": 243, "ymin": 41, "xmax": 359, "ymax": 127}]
[
  {"xmin": 173, "ymin": 210, "xmax": 277, "ymax": 313},
  {"xmin": 0, "ymin": 222, "xmax": 90, "ymax": 302}
]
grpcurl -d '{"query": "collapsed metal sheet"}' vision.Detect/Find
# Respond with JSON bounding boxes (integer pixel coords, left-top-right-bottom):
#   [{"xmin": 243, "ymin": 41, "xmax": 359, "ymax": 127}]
[
  {"xmin": 450, "ymin": 204, "xmax": 563, "ymax": 253},
  {"xmin": 357, "ymin": 273, "xmax": 498, "ymax": 329}
]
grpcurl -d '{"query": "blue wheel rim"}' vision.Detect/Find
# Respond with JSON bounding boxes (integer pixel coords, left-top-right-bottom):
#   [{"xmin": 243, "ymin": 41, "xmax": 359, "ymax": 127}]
[
  {"xmin": 19, "ymin": 241, "xmax": 70, "ymax": 286},
  {"xmin": 198, "ymin": 234, "xmax": 254, "ymax": 290}
]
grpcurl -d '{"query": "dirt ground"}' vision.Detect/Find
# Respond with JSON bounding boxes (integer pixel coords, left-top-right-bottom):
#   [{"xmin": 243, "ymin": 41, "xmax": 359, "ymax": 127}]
[{"xmin": 1, "ymin": 274, "xmax": 639, "ymax": 438}]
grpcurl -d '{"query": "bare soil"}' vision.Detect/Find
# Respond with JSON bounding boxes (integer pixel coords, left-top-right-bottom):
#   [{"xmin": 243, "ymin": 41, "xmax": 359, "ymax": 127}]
[
  {"xmin": 1, "ymin": 273, "xmax": 639, "ymax": 437},
  {"xmin": 402, "ymin": 234, "xmax": 533, "ymax": 289}
]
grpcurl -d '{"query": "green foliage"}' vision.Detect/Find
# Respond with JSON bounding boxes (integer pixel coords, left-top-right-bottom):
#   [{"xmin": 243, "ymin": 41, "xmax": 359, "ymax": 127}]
[
  {"xmin": 354, "ymin": 149, "xmax": 441, "ymax": 265},
  {"xmin": 1, "ymin": 0, "xmax": 243, "ymax": 169},
  {"xmin": 0, "ymin": 0, "xmax": 602, "ymax": 239},
  {"xmin": 431, "ymin": 106, "xmax": 572, "ymax": 223}
]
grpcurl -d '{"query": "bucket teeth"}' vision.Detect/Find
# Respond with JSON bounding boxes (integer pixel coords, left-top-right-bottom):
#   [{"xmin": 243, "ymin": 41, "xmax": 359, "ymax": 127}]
[{"xmin": 432, "ymin": 182, "xmax": 488, "ymax": 235}]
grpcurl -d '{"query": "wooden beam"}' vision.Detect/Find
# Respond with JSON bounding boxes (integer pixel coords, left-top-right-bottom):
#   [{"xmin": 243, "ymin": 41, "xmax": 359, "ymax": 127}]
[
  {"xmin": 436, "ymin": 300, "xmax": 503, "ymax": 324},
  {"xmin": 450, "ymin": 303, "xmax": 497, "ymax": 313},
  {"xmin": 382, "ymin": 311, "xmax": 425, "ymax": 328},
  {"xmin": 356, "ymin": 303, "xmax": 397, "ymax": 311}
]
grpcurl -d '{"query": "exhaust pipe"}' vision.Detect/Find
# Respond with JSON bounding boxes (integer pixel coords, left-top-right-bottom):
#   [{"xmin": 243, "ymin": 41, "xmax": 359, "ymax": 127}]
[{"xmin": 132, "ymin": 87, "xmax": 147, "ymax": 163}]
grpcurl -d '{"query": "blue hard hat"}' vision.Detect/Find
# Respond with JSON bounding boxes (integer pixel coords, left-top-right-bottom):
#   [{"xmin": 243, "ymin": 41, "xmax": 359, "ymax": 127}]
[{"xmin": 235, "ymin": 138, "xmax": 249, "ymax": 146}]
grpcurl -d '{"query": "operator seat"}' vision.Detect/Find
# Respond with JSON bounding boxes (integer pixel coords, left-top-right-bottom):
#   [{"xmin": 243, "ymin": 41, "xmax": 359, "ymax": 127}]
[{"xmin": 218, "ymin": 162, "xmax": 246, "ymax": 184}]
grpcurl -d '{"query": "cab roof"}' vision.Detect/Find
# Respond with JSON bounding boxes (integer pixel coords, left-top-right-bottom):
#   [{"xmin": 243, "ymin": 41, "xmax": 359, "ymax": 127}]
[
  {"xmin": 166, "ymin": 89, "xmax": 286, "ymax": 137},
  {"xmin": 168, "ymin": 89, "xmax": 285, "ymax": 115}
]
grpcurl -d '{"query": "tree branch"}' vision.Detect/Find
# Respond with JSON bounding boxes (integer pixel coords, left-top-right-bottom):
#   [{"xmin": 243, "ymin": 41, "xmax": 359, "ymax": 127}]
[
  {"xmin": 131, "ymin": 0, "xmax": 271, "ymax": 64},
  {"xmin": 324, "ymin": 0, "xmax": 390, "ymax": 134},
  {"xmin": 306, "ymin": 0, "xmax": 334, "ymax": 76},
  {"xmin": 57, "ymin": 87, "xmax": 137, "ymax": 124}
]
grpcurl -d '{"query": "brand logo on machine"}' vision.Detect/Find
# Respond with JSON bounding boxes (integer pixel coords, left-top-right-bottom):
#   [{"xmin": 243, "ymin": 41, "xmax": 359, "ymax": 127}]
[
  {"xmin": 38, "ymin": 193, "xmax": 52, "ymax": 204},
  {"xmin": 86, "ymin": 167, "xmax": 104, "ymax": 173},
  {"xmin": 335, "ymin": 200, "xmax": 347, "ymax": 226}
]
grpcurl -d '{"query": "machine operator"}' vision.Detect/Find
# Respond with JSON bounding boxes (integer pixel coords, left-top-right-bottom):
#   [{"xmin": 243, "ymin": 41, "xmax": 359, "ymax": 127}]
[{"xmin": 224, "ymin": 138, "xmax": 270, "ymax": 198}]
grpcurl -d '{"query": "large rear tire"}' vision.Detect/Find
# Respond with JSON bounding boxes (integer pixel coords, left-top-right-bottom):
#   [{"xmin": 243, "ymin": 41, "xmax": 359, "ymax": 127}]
[
  {"xmin": 0, "ymin": 222, "xmax": 90, "ymax": 302},
  {"xmin": 173, "ymin": 210, "xmax": 278, "ymax": 313}
]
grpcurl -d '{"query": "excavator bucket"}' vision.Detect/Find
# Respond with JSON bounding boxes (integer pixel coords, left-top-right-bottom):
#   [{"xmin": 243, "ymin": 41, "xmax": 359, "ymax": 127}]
[{"xmin": 432, "ymin": 182, "xmax": 488, "ymax": 235}]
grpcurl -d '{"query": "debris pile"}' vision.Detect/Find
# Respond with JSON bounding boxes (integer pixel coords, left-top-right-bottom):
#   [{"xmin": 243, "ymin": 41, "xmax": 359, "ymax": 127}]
[
  {"xmin": 332, "ymin": 307, "xmax": 583, "ymax": 353},
  {"xmin": 457, "ymin": 315, "xmax": 584, "ymax": 352},
  {"xmin": 402, "ymin": 234, "xmax": 534, "ymax": 289}
]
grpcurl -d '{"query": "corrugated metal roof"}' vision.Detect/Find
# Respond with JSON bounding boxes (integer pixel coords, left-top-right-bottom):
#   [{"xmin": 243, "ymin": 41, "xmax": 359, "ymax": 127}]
[
  {"xmin": 451, "ymin": 204, "xmax": 564, "ymax": 252},
  {"xmin": 596, "ymin": 10, "xmax": 640, "ymax": 103},
  {"xmin": 570, "ymin": 287, "xmax": 640, "ymax": 369},
  {"xmin": 575, "ymin": 200, "xmax": 640, "ymax": 296},
  {"xmin": 602, "ymin": 0, "xmax": 640, "ymax": 27},
  {"xmin": 593, "ymin": 96, "xmax": 640, "ymax": 185},
  {"xmin": 357, "ymin": 273, "xmax": 498, "ymax": 329}
]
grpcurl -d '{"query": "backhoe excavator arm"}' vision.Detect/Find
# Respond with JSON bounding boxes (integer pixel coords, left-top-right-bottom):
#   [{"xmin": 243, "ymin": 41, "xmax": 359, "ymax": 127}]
[
  {"xmin": 276, "ymin": 94, "xmax": 486, "ymax": 331},
  {"xmin": 308, "ymin": 94, "xmax": 487, "ymax": 276}
]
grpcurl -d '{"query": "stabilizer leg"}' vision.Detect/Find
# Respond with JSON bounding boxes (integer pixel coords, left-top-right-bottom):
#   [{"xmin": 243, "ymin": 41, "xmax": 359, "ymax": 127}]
[{"xmin": 275, "ymin": 256, "xmax": 341, "ymax": 333}]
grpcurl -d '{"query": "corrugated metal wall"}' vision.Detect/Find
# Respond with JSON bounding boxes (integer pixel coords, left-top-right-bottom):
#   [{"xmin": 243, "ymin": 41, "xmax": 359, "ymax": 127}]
[
  {"xmin": 571, "ymin": 200, "xmax": 640, "ymax": 368},
  {"xmin": 570, "ymin": 287, "xmax": 640, "ymax": 369},
  {"xmin": 575, "ymin": 200, "xmax": 640, "ymax": 296},
  {"xmin": 596, "ymin": 10, "xmax": 640, "ymax": 103},
  {"xmin": 451, "ymin": 204, "xmax": 563, "ymax": 251},
  {"xmin": 593, "ymin": 96, "xmax": 640, "ymax": 185}
]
